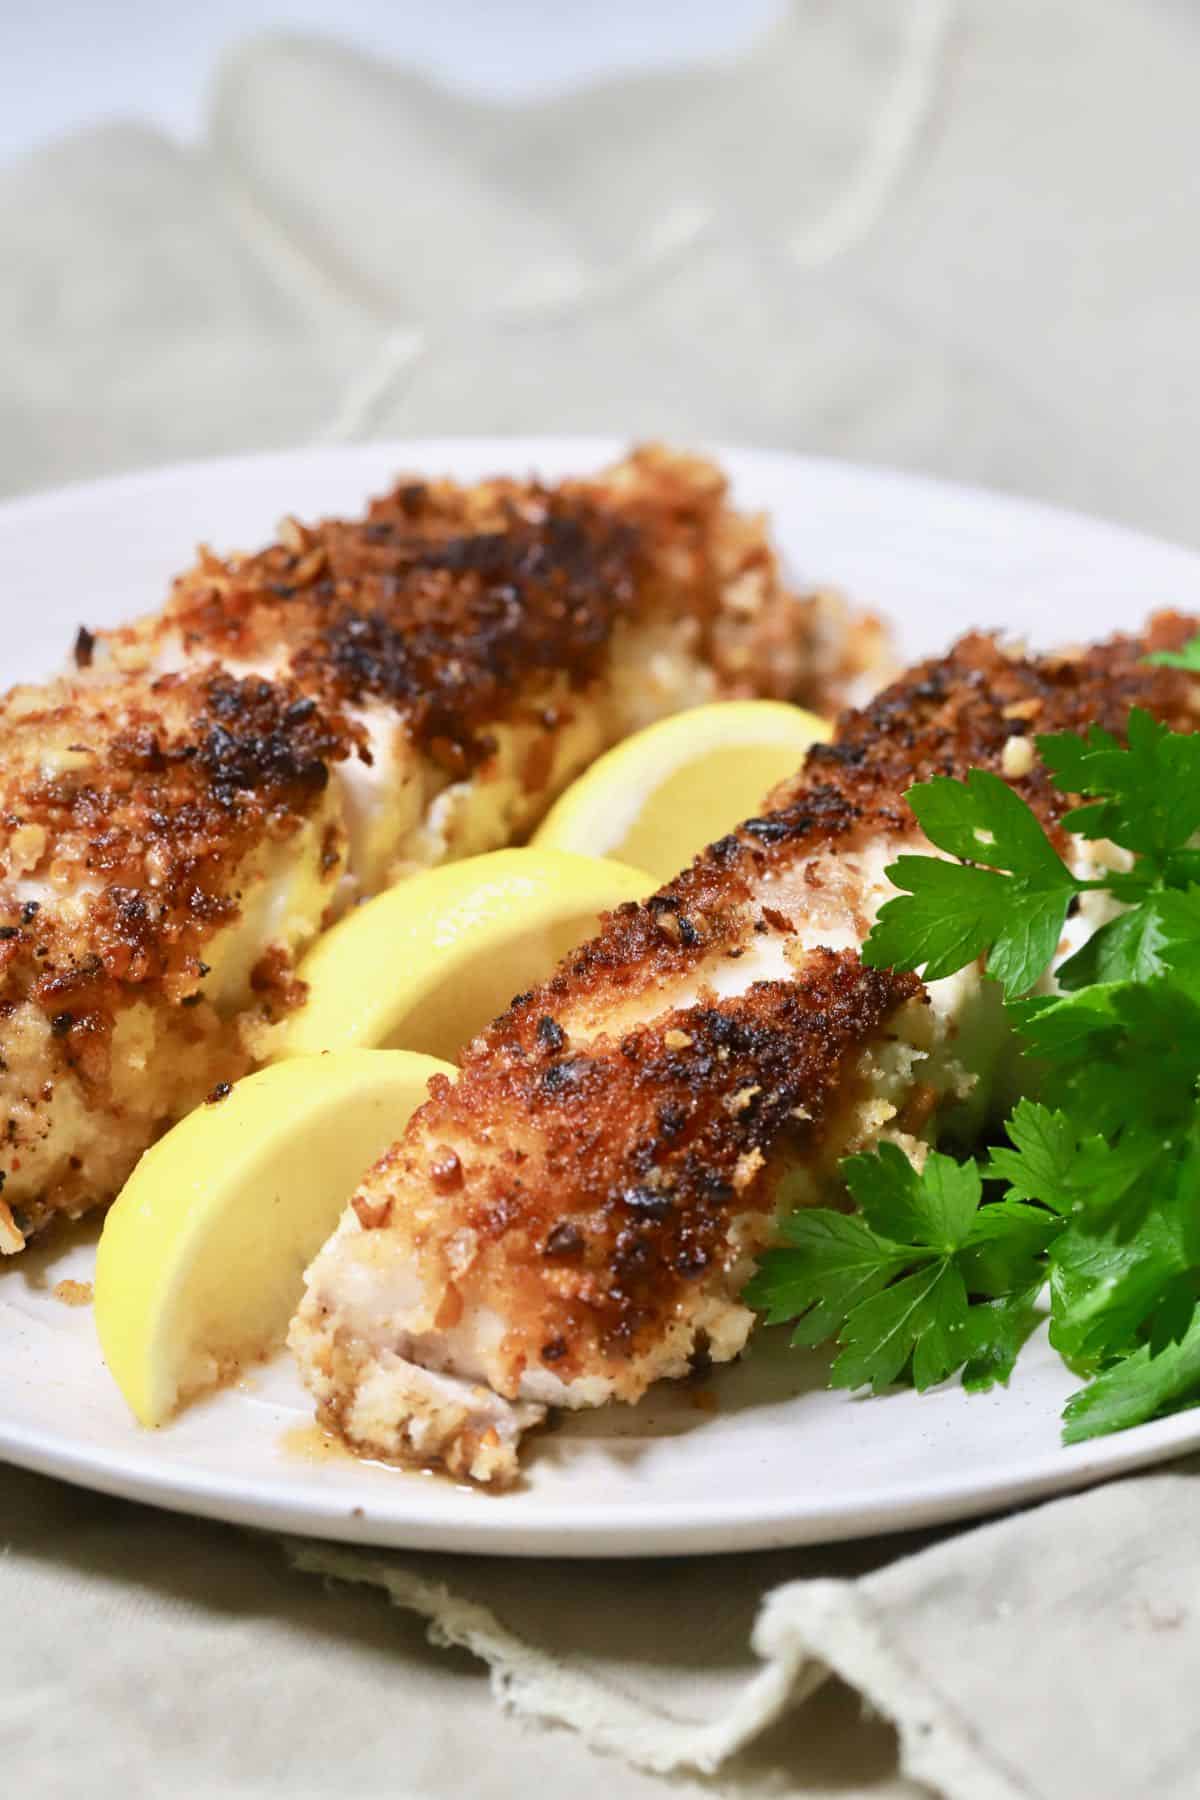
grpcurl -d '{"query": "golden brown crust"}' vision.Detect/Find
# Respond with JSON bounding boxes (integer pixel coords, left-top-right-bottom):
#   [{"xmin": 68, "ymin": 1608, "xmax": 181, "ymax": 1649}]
[
  {"xmin": 167, "ymin": 487, "xmax": 640, "ymax": 777},
  {"xmin": 0, "ymin": 666, "xmax": 357, "ymax": 1238},
  {"xmin": 0, "ymin": 666, "xmax": 354, "ymax": 1009},
  {"xmin": 792, "ymin": 615, "xmax": 1200, "ymax": 843},
  {"xmin": 101, "ymin": 445, "xmax": 864, "ymax": 773},
  {"xmin": 368, "ymin": 953, "xmax": 919, "ymax": 1381}
]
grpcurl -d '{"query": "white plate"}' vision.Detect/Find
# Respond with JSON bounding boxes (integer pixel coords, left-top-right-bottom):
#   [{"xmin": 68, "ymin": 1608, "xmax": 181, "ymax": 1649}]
[{"xmin": 4, "ymin": 438, "xmax": 1200, "ymax": 1558}]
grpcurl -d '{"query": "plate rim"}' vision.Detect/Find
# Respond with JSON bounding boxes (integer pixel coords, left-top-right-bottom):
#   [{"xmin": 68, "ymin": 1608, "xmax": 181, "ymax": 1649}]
[
  {"xmin": 3, "ymin": 1385, "xmax": 1200, "ymax": 1557},
  {"xmin": 6, "ymin": 433, "xmax": 1200, "ymax": 587}
]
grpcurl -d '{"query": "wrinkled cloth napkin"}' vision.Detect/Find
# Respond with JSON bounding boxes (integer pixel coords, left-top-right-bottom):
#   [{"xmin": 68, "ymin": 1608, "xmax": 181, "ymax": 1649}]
[{"xmin": 4, "ymin": 6, "xmax": 1200, "ymax": 1797}]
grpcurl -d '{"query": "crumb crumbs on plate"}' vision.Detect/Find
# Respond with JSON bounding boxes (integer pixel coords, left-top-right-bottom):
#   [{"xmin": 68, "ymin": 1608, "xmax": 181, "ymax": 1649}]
[{"xmin": 53, "ymin": 1278, "xmax": 93, "ymax": 1307}]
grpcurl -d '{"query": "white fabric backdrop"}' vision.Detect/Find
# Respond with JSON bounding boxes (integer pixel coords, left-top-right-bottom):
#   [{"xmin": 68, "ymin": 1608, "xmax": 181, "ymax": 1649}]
[{"xmin": 3, "ymin": 6, "xmax": 1200, "ymax": 1796}]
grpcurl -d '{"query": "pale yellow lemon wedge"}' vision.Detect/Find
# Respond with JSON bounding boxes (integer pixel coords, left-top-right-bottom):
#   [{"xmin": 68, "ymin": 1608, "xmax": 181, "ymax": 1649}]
[
  {"xmin": 271, "ymin": 847, "xmax": 653, "ymax": 1062},
  {"xmin": 94, "ymin": 1049, "xmax": 451, "ymax": 1426},
  {"xmin": 530, "ymin": 700, "xmax": 831, "ymax": 883}
]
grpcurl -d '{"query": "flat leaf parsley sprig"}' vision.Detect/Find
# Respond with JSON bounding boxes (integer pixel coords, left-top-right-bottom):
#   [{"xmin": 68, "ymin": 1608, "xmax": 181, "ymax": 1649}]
[
  {"xmin": 745, "ymin": 1142, "xmax": 1054, "ymax": 1395},
  {"xmin": 748, "ymin": 661, "xmax": 1200, "ymax": 1443}
]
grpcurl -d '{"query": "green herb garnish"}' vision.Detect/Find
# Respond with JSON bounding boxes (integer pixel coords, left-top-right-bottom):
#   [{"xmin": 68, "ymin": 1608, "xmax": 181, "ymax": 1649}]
[{"xmin": 750, "ymin": 640, "xmax": 1200, "ymax": 1443}]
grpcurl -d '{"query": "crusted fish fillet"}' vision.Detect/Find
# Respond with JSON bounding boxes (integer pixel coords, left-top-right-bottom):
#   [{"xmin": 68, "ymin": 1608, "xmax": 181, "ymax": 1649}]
[
  {"xmin": 0, "ymin": 445, "xmax": 881, "ymax": 1251},
  {"xmin": 290, "ymin": 617, "xmax": 1200, "ymax": 1486}
]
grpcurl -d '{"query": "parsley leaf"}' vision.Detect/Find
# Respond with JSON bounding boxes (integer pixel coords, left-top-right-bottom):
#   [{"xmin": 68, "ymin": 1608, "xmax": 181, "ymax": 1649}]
[
  {"xmin": 1049, "ymin": 1198, "xmax": 1191, "ymax": 1364},
  {"xmin": 961, "ymin": 1288, "xmax": 1043, "ymax": 1391},
  {"xmin": 832, "ymin": 1260, "xmax": 968, "ymax": 1393},
  {"xmin": 1006, "ymin": 986, "xmax": 1123, "ymax": 1058},
  {"xmin": 842, "ymin": 1139, "xmax": 980, "ymax": 1248},
  {"xmin": 742, "ymin": 1210, "xmax": 909, "ymax": 1350},
  {"xmin": 866, "ymin": 713, "xmax": 1200, "ymax": 1003},
  {"xmin": 1039, "ymin": 708, "xmax": 1200, "ymax": 859},
  {"xmin": 1055, "ymin": 897, "xmax": 1175, "ymax": 989},
  {"xmin": 863, "ymin": 859, "xmax": 1018, "ymax": 985},
  {"xmin": 983, "ymin": 1099, "xmax": 1077, "ymax": 1212},
  {"xmin": 749, "ymin": 1148, "xmax": 1057, "ymax": 1397},
  {"xmin": 906, "ymin": 768, "xmax": 1072, "ymax": 878},
  {"xmin": 1151, "ymin": 886, "xmax": 1200, "ymax": 985},
  {"xmin": 984, "ymin": 1093, "xmax": 1174, "ymax": 1240},
  {"xmin": 1062, "ymin": 1309, "xmax": 1200, "ymax": 1443},
  {"xmin": 863, "ymin": 770, "xmax": 1079, "ymax": 998},
  {"xmin": 1023, "ymin": 981, "xmax": 1200, "ymax": 1157}
]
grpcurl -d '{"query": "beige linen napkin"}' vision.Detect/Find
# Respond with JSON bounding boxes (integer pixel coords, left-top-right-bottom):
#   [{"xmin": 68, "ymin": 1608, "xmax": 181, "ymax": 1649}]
[{"xmin": 3, "ymin": 6, "xmax": 1200, "ymax": 1796}]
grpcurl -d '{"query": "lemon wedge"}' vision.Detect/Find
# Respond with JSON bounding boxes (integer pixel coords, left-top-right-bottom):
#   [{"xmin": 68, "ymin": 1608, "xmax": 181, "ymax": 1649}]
[
  {"xmin": 531, "ymin": 700, "xmax": 831, "ymax": 882},
  {"xmin": 94, "ymin": 1049, "xmax": 451, "ymax": 1426},
  {"xmin": 272, "ymin": 847, "xmax": 652, "ymax": 1062}
]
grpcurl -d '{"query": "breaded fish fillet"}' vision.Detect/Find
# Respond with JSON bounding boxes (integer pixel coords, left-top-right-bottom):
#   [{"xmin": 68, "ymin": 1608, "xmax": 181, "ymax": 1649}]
[
  {"xmin": 0, "ymin": 665, "xmax": 354, "ymax": 1249},
  {"xmin": 0, "ymin": 446, "xmax": 881, "ymax": 1251},
  {"xmin": 290, "ymin": 617, "xmax": 1200, "ymax": 1485},
  {"xmin": 97, "ymin": 446, "xmax": 882, "ymax": 897}
]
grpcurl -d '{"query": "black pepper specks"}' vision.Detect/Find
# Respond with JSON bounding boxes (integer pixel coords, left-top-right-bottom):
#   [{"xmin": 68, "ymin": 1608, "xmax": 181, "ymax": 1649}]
[
  {"xmin": 622, "ymin": 1184, "xmax": 674, "ymax": 1219},
  {"xmin": 539, "ymin": 1057, "xmax": 590, "ymax": 1096},
  {"xmin": 742, "ymin": 816, "xmax": 791, "ymax": 844},
  {"xmin": 542, "ymin": 1220, "xmax": 584, "ymax": 1257},
  {"xmin": 657, "ymin": 1101, "xmax": 687, "ymax": 1139}
]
